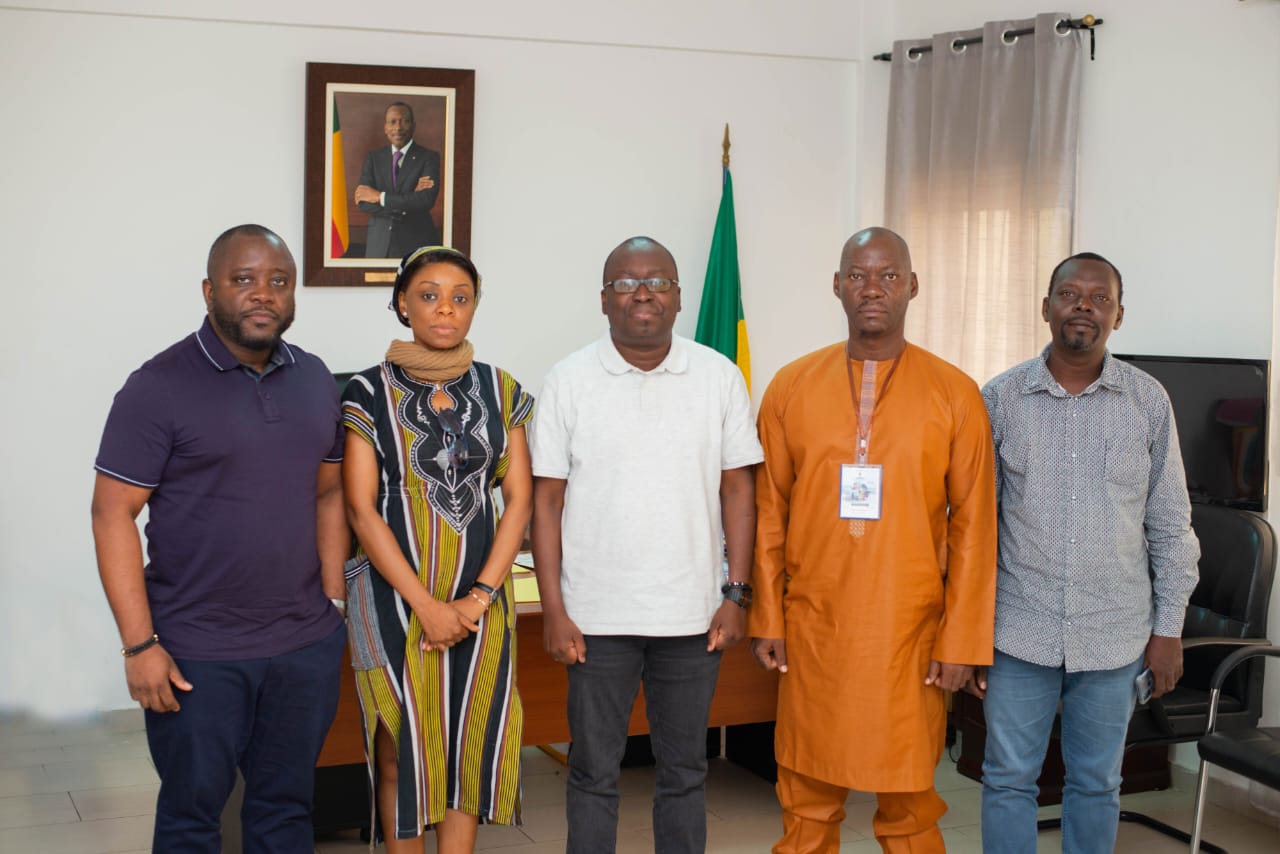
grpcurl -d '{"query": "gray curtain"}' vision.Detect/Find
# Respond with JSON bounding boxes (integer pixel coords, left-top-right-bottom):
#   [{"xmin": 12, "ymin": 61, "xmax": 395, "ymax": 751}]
[{"xmin": 885, "ymin": 12, "xmax": 1086, "ymax": 382}]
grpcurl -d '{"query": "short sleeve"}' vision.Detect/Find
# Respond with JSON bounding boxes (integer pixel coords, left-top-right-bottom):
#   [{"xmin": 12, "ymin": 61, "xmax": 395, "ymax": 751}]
[
  {"xmin": 498, "ymin": 368, "xmax": 535, "ymax": 431},
  {"xmin": 324, "ymin": 419, "xmax": 345, "ymax": 462},
  {"xmin": 529, "ymin": 368, "xmax": 571, "ymax": 479},
  {"xmin": 720, "ymin": 364, "xmax": 764, "ymax": 470},
  {"xmin": 94, "ymin": 367, "xmax": 174, "ymax": 488},
  {"xmin": 341, "ymin": 369, "xmax": 379, "ymax": 447}
]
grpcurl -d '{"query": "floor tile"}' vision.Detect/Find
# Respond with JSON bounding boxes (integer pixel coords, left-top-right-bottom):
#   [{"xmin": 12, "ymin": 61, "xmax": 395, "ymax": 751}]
[
  {"xmin": 69, "ymin": 783, "xmax": 159, "ymax": 821},
  {"xmin": 0, "ymin": 746, "xmax": 69, "ymax": 769},
  {"xmin": 0, "ymin": 765, "xmax": 57, "ymax": 798},
  {"xmin": 702, "ymin": 809, "xmax": 798, "ymax": 852},
  {"xmin": 521, "ymin": 746, "xmax": 567, "ymax": 777},
  {"xmin": 0, "ymin": 813, "xmax": 153, "ymax": 853},
  {"xmin": 473, "ymin": 821, "xmax": 535, "ymax": 849},
  {"xmin": 840, "ymin": 798, "xmax": 877, "ymax": 839},
  {"xmin": 66, "ymin": 737, "xmax": 152, "ymax": 763},
  {"xmin": 521, "ymin": 770, "xmax": 567, "ymax": 808},
  {"xmin": 515, "ymin": 802, "xmax": 567, "ymax": 843},
  {"xmin": 5, "ymin": 712, "xmax": 1278, "ymax": 853},
  {"xmin": 0, "ymin": 791, "xmax": 79, "ymax": 829},
  {"xmin": 42, "ymin": 758, "xmax": 159, "ymax": 792},
  {"xmin": 937, "ymin": 788, "xmax": 982, "ymax": 829}
]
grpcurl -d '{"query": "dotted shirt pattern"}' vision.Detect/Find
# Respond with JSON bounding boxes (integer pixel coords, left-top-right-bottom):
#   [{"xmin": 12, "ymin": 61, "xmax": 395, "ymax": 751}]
[{"xmin": 982, "ymin": 347, "xmax": 1200, "ymax": 672}]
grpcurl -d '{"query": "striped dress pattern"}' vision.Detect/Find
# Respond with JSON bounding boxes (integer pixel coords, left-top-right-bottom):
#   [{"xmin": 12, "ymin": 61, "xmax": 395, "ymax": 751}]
[{"xmin": 341, "ymin": 360, "xmax": 533, "ymax": 838}]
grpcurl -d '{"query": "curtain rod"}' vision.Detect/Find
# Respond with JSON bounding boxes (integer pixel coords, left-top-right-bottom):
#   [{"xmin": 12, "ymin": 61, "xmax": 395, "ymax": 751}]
[{"xmin": 873, "ymin": 15, "xmax": 1104, "ymax": 62}]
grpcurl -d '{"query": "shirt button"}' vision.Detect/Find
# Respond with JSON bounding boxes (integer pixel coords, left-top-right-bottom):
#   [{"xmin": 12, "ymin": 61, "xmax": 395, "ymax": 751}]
[
  {"xmin": 1071, "ymin": 495, "xmax": 1077, "ymax": 501},
  {"xmin": 1069, "ymin": 538, "xmax": 1076, "ymax": 544},
  {"xmin": 1071, "ymin": 452, "xmax": 1077, "ymax": 459}
]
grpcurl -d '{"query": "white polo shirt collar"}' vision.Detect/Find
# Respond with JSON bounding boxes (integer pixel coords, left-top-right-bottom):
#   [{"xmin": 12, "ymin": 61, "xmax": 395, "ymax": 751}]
[{"xmin": 597, "ymin": 332, "xmax": 690, "ymax": 376}]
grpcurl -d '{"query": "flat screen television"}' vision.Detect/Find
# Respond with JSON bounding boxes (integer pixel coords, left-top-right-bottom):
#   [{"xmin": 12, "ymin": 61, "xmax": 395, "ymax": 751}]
[{"xmin": 1113, "ymin": 354, "xmax": 1269, "ymax": 511}]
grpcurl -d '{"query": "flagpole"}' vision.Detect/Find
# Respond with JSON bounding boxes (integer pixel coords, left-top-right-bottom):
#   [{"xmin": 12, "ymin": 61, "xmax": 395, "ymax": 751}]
[{"xmin": 697, "ymin": 123, "xmax": 750, "ymax": 392}]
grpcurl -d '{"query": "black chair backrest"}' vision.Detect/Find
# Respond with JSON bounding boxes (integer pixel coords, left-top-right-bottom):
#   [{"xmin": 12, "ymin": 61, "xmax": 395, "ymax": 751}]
[{"xmin": 1182, "ymin": 505, "xmax": 1276, "ymax": 713}]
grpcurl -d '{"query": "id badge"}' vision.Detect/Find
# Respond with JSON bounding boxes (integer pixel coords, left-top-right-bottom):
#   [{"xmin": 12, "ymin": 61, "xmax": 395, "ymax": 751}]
[{"xmin": 839, "ymin": 464, "xmax": 883, "ymax": 520}]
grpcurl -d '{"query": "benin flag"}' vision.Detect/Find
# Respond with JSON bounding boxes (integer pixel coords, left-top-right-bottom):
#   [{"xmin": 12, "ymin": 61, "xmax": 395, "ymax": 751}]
[
  {"xmin": 330, "ymin": 95, "xmax": 349, "ymax": 258},
  {"xmin": 695, "ymin": 167, "xmax": 751, "ymax": 391}
]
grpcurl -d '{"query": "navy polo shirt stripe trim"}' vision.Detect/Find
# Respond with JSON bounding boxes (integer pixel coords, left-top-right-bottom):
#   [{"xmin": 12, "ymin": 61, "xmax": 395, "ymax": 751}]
[
  {"xmin": 194, "ymin": 325, "xmax": 235, "ymax": 370},
  {"xmin": 93, "ymin": 464, "xmax": 160, "ymax": 489}
]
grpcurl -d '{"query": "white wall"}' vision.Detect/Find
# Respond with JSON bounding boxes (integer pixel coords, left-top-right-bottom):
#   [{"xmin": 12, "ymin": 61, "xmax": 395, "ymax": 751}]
[{"xmin": 0, "ymin": 2, "xmax": 865, "ymax": 716}]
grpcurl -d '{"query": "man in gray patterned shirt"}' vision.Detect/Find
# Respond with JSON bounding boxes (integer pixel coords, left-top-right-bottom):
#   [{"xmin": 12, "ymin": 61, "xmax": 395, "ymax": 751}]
[{"xmin": 974, "ymin": 252, "xmax": 1200, "ymax": 854}]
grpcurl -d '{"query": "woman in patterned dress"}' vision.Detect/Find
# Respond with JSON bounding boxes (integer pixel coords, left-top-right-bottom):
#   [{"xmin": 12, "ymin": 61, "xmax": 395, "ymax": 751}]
[{"xmin": 341, "ymin": 246, "xmax": 532, "ymax": 853}]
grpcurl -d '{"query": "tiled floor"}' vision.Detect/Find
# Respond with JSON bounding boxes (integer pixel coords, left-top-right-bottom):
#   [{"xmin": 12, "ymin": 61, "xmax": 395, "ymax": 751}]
[{"xmin": 1, "ymin": 711, "xmax": 1276, "ymax": 852}]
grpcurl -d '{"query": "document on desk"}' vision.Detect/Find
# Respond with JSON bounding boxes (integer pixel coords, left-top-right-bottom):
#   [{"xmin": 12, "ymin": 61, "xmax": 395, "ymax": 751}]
[{"xmin": 512, "ymin": 554, "xmax": 539, "ymax": 603}]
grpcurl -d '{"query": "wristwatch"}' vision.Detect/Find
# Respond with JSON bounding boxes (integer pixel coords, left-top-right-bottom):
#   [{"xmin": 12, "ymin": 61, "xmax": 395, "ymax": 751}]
[{"xmin": 721, "ymin": 581, "xmax": 753, "ymax": 609}]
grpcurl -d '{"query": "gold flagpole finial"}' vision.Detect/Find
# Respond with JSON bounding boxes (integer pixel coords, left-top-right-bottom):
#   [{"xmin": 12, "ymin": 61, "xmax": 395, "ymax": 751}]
[{"xmin": 722, "ymin": 124, "xmax": 731, "ymax": 168}]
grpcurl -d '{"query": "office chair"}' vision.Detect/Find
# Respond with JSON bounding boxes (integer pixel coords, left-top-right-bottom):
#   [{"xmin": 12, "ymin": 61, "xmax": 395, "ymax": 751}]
[
  {"xmin": 1037, "ymin": 505, "xmax": 1276, "ymax": 852},
  {"xmin": 1188, "ymin": 644, "xmax": 1280, "ymax": 852}
]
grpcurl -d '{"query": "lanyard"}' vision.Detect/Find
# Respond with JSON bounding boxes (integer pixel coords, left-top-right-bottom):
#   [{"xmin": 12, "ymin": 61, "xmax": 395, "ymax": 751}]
[{"xmin": 844, "ymin": 350, "xmax": 902, "ymax": 464}]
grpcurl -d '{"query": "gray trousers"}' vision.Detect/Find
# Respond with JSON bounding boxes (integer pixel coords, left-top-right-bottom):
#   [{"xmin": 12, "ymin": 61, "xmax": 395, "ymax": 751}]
[{"xmin": 565, "ymin": 634, "xmax": 722, "ymax": 854}]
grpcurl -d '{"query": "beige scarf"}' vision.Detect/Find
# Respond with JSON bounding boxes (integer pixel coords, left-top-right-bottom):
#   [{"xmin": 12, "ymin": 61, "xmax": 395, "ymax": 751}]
[{"xmin": 385, "ymin": 339, "xmax": 474, "ymax": 383}]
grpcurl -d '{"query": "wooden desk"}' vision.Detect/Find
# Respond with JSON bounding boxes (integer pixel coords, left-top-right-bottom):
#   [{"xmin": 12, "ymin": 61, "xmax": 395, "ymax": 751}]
[{"xmin": 318, "ymin": 603, "xmax": 780, "ymax": 765}]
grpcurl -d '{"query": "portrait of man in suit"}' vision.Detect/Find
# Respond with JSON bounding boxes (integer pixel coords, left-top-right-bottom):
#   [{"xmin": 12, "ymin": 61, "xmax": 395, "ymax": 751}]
[{"xmin": 353, "ymin": 102, "xmax": 442, "ymax": 259}]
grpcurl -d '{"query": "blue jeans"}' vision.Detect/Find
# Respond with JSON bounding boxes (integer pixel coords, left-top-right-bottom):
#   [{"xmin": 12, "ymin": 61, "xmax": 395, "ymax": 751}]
[
  {"xmin": 145, "ymin": 624, "xmax": 345, "ymax": 854},
  {"xmin": 565, "ymin": 634, "xmax": 722, "ymax": 854},
  {"xmin": 980, "ymin": 649, "xmax": 1142, "ymax": 854}
]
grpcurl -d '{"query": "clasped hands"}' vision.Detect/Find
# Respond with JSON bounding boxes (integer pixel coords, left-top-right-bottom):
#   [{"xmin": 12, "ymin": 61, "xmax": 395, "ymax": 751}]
[{"xmin": 413, "ymin": 594, "xmax": 486, "ymax": 653}]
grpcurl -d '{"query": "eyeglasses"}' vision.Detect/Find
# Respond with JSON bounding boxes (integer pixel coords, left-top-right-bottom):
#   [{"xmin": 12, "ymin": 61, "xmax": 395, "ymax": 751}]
[
  {"xmin": 605, "ymin": 278, "xmax": 678, "ymax": 294},
  {"xmin": 436, "ymin": 408, "xmax": 469, "ymax": 472}
]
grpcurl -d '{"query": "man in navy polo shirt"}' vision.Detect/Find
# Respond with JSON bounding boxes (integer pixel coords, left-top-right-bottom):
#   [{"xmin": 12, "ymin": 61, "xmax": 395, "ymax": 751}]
[{"xmin": 91, "ymin": 224, "xmax": 348, "ymax": 853}]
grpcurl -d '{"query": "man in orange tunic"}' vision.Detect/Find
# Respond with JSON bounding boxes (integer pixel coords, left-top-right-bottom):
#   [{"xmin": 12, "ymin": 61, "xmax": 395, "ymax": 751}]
[{"xmin": 750, "ymin": 227, "xmax": 997, "ymax": 853}]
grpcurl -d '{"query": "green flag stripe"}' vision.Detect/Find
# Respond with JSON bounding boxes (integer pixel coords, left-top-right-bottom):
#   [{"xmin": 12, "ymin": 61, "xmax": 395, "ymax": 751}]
[{"xmin": 695, "ymin": 168, "xmax": 746, "ymax": 361}]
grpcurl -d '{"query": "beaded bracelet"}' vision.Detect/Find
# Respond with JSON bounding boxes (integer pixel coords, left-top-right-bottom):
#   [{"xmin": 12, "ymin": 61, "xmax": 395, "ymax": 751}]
[
  {"xmin": 468, "ymin": 590, "xmax": 490, "ymax": 608},
  {"xmin": 470, "ymin": 581, "xmax": 498, "ymax": 604},
  {"xmin": 122, "ymin": 633, "xmax": 160, "ymax": 657}
]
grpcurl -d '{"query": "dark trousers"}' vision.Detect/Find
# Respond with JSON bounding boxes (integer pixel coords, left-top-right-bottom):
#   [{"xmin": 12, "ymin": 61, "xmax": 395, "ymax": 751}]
[
  {"xmin": 565, "ymin": 634, "xmax": 722, "ymax": 854},
  {"xmin": 144, "ymin": 624, "xmax": 345, "ymax": 854}
]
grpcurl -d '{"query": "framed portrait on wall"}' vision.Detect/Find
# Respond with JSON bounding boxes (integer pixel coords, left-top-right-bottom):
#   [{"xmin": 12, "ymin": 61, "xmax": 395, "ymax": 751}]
[{"xmin": 303, "ymin": 62, "xmax": 475, "ymax": 287}]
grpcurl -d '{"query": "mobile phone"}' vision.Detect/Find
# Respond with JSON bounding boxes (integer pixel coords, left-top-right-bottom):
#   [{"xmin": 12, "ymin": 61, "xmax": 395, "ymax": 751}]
[{"xmin": 1135, "ymin": 667, "xmax": 1154, "ymax": 704}]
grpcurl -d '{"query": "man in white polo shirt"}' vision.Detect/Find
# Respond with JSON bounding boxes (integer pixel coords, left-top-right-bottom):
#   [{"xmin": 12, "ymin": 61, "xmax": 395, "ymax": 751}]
[{"xmin": 531, "ymin": 235, "xmax": 763, "ymax": 854}]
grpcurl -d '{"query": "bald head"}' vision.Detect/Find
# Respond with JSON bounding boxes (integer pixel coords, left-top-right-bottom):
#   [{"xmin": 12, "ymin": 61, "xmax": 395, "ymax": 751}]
[
  {"xmin": 603, "ymin": 236, "xmax": 678, "ymax": 285},
  {"xmin": 840, "ymin": 227, "xmax": 912, "ymax": 274},
  {"xmin": 207, "ymin": 224, "xmax": 293, "ymax": 280},
  {"xmin": 834, "ymin": 226, "xmax": 918, "ymax": 358}
]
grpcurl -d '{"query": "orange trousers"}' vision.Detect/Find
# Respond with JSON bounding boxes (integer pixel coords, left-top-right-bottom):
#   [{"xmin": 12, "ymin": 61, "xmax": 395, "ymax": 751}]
[{"xmin": 773, "ymin": 764, "xmax": 947, "ymax": 853}]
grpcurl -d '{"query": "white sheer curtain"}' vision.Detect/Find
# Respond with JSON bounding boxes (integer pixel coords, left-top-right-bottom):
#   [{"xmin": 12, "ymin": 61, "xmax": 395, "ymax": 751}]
[{"xmin": 885, "ymin": 12, "xmax": 1087, "ymax": 383}]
